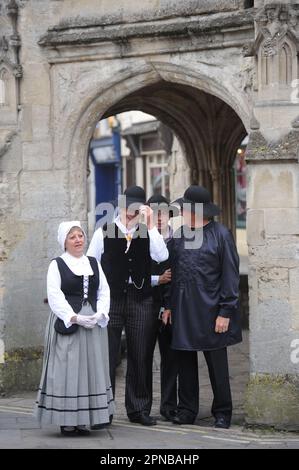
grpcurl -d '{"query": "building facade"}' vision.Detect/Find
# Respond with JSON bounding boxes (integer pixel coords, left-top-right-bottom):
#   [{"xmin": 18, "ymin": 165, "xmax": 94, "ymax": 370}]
[{"xmin": 0, "ymin": 0, "xmax": 299, "ymax": 429}]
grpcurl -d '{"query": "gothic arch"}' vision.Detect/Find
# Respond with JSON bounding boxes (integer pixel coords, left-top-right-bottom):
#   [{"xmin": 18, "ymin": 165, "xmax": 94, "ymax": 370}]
[{"xmin": 66, "ymin": 62, "xmax": 250, "ymax": 226}]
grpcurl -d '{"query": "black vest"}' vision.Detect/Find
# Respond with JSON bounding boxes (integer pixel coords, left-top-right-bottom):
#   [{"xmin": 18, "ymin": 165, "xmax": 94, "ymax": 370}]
[
  {"xmin": 101, "ymin": 223, "xmax": 152, "ymax": 298},
  {"xmin": 55, "ymin": 256, "xmax": 99, "ymax": 313}
]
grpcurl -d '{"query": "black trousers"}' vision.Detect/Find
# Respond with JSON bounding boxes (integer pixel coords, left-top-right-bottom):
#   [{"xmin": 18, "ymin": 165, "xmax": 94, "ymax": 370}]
[
  {"xmin": 108, "ymin": 287, "xmax": 157, "ymax": 417},
  {"xmin": 176, "ymin": 348, "xmax": 232, "ymax": 421},
  {"xmin": 156, "ymin": 314, "xmax": 180, "ymax": 415}
]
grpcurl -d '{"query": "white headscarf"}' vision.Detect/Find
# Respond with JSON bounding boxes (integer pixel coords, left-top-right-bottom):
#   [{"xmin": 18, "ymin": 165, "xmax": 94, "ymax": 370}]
[
  {"xmin": 57, "ymin": 221, "xmax": 93, "ymax": 276},
  {"xmin": 57, "ymin": 221, "xmax": 86, "ymax": 251}
]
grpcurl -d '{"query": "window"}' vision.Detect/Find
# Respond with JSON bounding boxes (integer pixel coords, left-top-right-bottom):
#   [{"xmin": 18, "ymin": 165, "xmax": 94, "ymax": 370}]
[
  {"xmin": 145, "ymin": 153, "xmax": 170, "ymax": 200},
  {"xmin": 0, "ymin": 69, "xmax": 8, "ymax": 106}
]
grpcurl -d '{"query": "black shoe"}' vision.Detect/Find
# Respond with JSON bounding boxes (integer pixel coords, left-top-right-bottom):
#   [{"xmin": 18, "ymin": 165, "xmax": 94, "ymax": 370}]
[
  {"xmin": 91, "ymin": 414, "xmax": 113, "ymax": 430},
  {"xmin": 60, "ymin": 426, "xmax": 79, "ymax": 437},
  {"xmin": 76, "ymin": 425, "xmax": 91, "ymax": 436},
  {"xmin": 161, "ymin": 409, "xmax": 177, "ymax": 421},
  {"xmin": 129, "ymin": 412, "xmax": 157, "ymax": 426},
  {"xmin": 172, "ymin": 414, "xmax": 195, "ymax": 425},
  {"xmin": 214, "ymin": 417, "xmax": 230, "ymax": 429}
]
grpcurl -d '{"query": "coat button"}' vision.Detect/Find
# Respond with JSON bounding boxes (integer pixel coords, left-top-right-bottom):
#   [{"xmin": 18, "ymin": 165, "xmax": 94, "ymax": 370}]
[
  {"xmin": 123, "ymin": 289, "xmax": 127, "ymax": 293},
  {"xmin": 128, "ymin": 258, "xmax": 132, "ymax": 262}
]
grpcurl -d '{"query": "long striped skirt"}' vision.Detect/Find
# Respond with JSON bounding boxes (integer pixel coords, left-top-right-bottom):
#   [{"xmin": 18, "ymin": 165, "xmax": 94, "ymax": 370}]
[{"xmin": 35, "ymin": 305, "xmax": 115, "ymax": 426}]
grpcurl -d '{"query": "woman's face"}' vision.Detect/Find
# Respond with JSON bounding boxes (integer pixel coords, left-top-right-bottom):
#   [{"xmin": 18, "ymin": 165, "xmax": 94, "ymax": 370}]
[{"xmin": 65, "ymin": 228, "xmax": 85, "ymax": 257}]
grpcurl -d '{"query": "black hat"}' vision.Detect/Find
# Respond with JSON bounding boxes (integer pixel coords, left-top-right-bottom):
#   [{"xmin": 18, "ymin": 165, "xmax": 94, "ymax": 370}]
[
  {"xmin": 174, "ymin": 185, "xmax": 220, "ymax": 218},
  {"xmin": 115, "ymin": 185, "xmax": 146, "ymax": 209},
  {"xmin": 147, "ymin": 194, "xmax": 180, "ymax": 218}
]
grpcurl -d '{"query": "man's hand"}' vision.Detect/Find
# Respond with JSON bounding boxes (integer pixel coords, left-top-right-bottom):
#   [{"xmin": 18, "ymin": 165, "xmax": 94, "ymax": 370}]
[
  {"xmin": 139, "ymin": 205, "xmax": 154, "ymax": 229},
  {"xmin": 162, "ymin": 309, "xmax": 172, "ymax": 325},
  {"xmin": 215, "ymin": 316, "xmax": 230, "ymax": 333},
  {"xmin": 159, "ymin": 269, "xmax": 171, "ymax": 285}
]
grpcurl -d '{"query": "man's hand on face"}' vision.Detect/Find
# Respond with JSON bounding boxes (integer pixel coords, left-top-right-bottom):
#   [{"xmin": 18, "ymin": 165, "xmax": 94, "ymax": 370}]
[{"xmin": 139, "ymin": 205, "xmax": 154, "ymax": 229}]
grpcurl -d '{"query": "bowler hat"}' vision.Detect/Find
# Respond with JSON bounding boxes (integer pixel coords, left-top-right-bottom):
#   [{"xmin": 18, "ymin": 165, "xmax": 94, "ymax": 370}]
[
  {"xmin": 113, "ymin": 185, "xmax": 146, "ymax": 209},
  {"xmin": 147, "ymin": 194, "xmax": 179, "ymax": 218},
  {"xmin": 174, "ymin": 185, "xmax": 220, "ymax": 218}
]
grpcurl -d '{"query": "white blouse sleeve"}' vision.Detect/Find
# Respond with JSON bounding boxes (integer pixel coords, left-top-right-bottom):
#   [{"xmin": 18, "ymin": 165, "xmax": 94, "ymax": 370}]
[
  {"xmin": 47, "ymin": 260, "xmax": 76, "ymax": 328},
  {"xmin": 86, "ymin": 228, "xmax": 104, "ymax": 262},
  {"xmin": 96, "ymin": 261, "xmax": 110, "ymax": 327},
  {"xmin": 148, "ymin": 226, "xmax": 169, "ymax": 262}
]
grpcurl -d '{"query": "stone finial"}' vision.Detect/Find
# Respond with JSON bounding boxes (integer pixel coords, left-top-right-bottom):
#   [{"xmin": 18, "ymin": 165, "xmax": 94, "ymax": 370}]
[{"xmin": 7, "ymin": 0, "xmax": 18, "ymax": 18}]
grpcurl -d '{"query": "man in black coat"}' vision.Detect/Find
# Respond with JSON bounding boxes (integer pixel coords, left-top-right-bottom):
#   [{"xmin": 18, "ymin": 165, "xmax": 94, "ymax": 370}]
[
  {"xmin": 162, "ymin": 185, "xmax": 242, "ymax": 429},
  {"xmin": 147, "ymin": 194, "xmax": 179, "ymax": 422}
]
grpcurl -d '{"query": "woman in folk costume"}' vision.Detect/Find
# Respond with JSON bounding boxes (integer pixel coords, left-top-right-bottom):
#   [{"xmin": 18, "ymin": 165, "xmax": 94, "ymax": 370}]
[{"xmin": 35, "ymin": 221, "xmax": 115, "ymax": 436}]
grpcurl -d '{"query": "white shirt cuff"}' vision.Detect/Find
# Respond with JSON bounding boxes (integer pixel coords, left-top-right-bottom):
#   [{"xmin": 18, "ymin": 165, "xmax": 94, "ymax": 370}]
[
  {"xmin": 151, "ymin": 275, "xmax": 160, "ymax": 287},
  {"xmin": 64, "ymin": 313, "xmax": 75, "ymax": 328}
]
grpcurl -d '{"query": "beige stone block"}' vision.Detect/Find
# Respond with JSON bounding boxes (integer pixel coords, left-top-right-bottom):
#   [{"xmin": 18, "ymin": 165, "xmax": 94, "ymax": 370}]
[
  {"xmin": 32, "ymin": 106, "xmax": 51, "ymax": 140},
  {"xmin": 265, "ymin": 209, "xmax": 299, "ymax": 236},
  {"xmin": 22, "ymin": 64, "xmax": 51, "ymax": 106},
  {"xmin": 289, "ymin": 268, "xmax": 299, "ymax": 302},
  {"xmin": 290, "ymin": 302, "xmax": 299, "ymax": 331},
  {"xmin": 258, "ymin": 278, "xmax": 289, "ymax": 303},
  {"xmin": 22, "ymin": 141, "xmax": 53, "ymax": 171},
  {"xmin": 259, "ymin": 267, "xmax": 289, "ymax": 282},
  {"xmin": 21, "ymin": 106, "xmax": 32, "ymax": 142},
  {"xmin": 20, "ymin": 170, "xmax": 69, "ymax": 219},
  {"xmin": 247, "ymin": 165, "xmax": 298, "ymax": 210},
  {"xmin": 247, "ymin": 210, "xmax": 265, "ymax": 246}
]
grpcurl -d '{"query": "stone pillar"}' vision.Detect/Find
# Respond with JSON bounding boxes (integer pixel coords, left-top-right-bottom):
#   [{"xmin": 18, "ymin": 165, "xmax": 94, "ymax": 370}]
[{"xmin": 244, "ymin": 3, "xmax": 299, "ymax": 430}]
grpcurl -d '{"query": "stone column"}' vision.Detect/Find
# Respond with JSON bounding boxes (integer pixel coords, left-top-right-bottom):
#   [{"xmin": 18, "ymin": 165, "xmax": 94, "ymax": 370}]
[{"xmin": 245, "ymin": 3, "xmax": 299, "ymax": 430}]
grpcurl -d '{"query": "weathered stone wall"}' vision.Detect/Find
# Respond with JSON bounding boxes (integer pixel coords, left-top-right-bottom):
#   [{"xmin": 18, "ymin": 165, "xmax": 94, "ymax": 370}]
[
  {"xmin": 1, "ymin": 0, "xmax": 299, "ymax": 432},
  {"xmin": 0, "ymin": 0, "xmax": 254, "ymax": 392},
  {"xmin": 243, "ymin": 2, "xmax": 299, "ymax": 430}
]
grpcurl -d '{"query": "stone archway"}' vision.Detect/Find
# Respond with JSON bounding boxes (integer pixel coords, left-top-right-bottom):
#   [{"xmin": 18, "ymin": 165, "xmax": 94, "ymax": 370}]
[{"xmin": 67, "ymin": 62, "xmax": 249, "ymax": 235}]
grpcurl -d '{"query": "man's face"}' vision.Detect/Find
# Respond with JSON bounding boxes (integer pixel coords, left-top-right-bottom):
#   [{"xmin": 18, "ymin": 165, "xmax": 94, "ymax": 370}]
[
  {"xmin": 154, "ymin": 209, "xmax": 170, "ymax": 233},
  {"xmin": 120, "ymin": 207, "xmax": 140, "ymax": 228},
  {"xmin": 182, "ymin": 209, "xmax": 202, "ymax": 228}
]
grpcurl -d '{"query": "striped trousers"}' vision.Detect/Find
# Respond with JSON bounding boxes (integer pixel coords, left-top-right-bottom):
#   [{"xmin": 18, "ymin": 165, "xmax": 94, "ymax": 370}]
[{"xmin": 108, "ymin": 286, "xmax": 157, "ymax": 417}]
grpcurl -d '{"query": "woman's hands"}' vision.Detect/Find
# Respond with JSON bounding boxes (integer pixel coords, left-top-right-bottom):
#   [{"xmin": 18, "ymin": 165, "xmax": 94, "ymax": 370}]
[
  {"xmin": 73, "ymin": 314, "xmax": 98, "ymax": 329},
  {"xmin": 71, "ymin": 312, "xmax": 109, "ymax": 329}
]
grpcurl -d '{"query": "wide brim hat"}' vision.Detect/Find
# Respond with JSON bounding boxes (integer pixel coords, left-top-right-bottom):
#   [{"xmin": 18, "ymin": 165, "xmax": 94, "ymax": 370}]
[
  {"xmin": 112, "ymin": 185, "xmax": 146, "ymax": 209},
  {"xmin": 147, "ymin": 194, "xmax": 180, "ymax": 218},
  {"xmin": 173, "ymin": 185, "xmax": 221, "ymax": 218}
]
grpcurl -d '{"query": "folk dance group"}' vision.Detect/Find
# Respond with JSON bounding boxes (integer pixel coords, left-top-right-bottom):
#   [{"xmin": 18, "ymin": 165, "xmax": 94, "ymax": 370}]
[{"xmin": 35, "ymin": 184, "xmax": 241, "ymax": 436}]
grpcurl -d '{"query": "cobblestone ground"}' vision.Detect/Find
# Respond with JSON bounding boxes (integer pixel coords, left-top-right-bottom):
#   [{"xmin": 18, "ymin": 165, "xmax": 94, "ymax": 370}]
[{"xmin": 0, "ymin": 331, "xmax": 299, "ymax": 449}]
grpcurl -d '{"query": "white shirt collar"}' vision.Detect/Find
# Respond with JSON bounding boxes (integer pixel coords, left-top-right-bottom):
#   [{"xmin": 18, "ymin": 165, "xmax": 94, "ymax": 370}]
[
  {"xmin": 61, "ymin": 252, "xmax": 94, "ymax": 276},
  {"xmin": 114, "ymin": 215, "xmax": 137, "ymax": 235}
]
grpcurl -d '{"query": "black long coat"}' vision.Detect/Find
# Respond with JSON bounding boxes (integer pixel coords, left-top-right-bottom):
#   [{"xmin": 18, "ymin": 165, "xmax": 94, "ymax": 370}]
[{"xmin": 167, "ymin": 221, "xmax": 242, "ymax": 351}]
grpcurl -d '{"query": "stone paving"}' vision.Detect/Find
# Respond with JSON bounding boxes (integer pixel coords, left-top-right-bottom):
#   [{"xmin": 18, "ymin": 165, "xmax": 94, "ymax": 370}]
[{"xmin": 0, "ymin": 331, "xmax": 299, "ymax": 449}]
